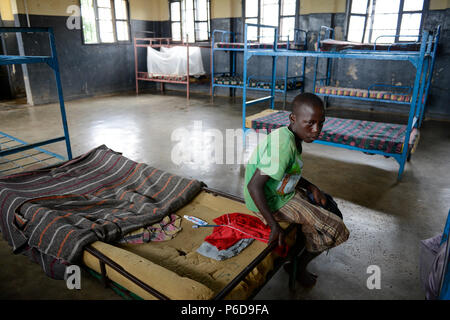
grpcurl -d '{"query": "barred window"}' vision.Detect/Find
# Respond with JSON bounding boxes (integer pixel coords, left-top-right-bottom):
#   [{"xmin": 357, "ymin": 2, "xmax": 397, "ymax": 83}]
[
  {"xmin": 244, "ymin": 0, "xmax": 298, "ymax": 42},
  {"xmin": 80, "ymin": 0, "xmax": 131, "ymax": 44},
  {"xmin": 169, "ymin": 0, "xmax": 211, "ymax": 43},
  {"xmin": 346, "ymin": 0, "xmax": 426, "ymax": 43}
]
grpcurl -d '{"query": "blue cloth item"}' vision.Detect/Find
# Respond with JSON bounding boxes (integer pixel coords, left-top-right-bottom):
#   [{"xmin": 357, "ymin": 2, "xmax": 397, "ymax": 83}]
[
  {"xmin": 439, "ymin": 210, "xmax": 450, "ymax": 300},
  {"xmin": 196, "ymin": 238, "xmax": 254, "ymax": 261},
  {"xmin": 421, "ymin": 209, "xmax": 450, "ymax": 300}
]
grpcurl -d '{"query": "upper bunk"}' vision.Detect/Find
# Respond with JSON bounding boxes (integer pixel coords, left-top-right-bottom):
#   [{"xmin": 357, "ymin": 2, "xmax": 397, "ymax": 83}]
[
  {"xmin": 0, "ymin": 27, "xmax": 56, "ymax": 67},
  {"xmin": 244, "ymin": 24, "xmax": 441, "ymax": 69},
  {"xmin": 212, "ymin": 27, "xmax": 308, "ymax": 52}
]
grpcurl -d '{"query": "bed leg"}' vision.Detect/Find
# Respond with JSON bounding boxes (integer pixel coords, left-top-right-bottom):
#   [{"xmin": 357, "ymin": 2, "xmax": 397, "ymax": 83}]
[
  {"xmin": 99, "ymin": 261, "xmax": 109, "ymax": 288},
  {"xmin": 289, "ymin": 258, "xmax": 298, "ymax": 291},
  {"xmin": 397, "ymin": 160, "xmax": 406, "ymax": 181}
]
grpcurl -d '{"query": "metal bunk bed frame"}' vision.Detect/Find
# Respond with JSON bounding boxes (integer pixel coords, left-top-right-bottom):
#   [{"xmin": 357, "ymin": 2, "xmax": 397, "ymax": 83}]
[
  {"xmin": 134, "ymin": 36, "xmax": 191, "ymax": 100},
  {"xmin": 313, "ymin": 25, "xmax": 441, "ymax": 128},
  {"xmin": 0, "ymin": 27, "xmax": 72, "ymax": 173},
  {"xmin": 211, "ymin": 28, "xmax": 307, "ymax": 108},
  {"xmin": 240, "ymin": 23, "xmax": 440, "ymax": 180},
  {"xmin": 134, "ymin": 34, "xmax": 212, "ymax": 101}
]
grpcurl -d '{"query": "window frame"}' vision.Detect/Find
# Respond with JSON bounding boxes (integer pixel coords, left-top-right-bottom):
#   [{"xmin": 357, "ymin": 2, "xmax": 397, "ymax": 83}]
[
  {"xmin": 344, "ymin": 0, "xmax": 429, "ymax": 43},
  {"xmin": 242, "ymin": 0, "xmax": 299, "ymax": 42},
  {"xmin": 169, "ymin": 0, "xmax": 212, "ymax": 43},
  {"xmin": 80, "ymin": 0, "xmax": 132, "ymax": 45}
]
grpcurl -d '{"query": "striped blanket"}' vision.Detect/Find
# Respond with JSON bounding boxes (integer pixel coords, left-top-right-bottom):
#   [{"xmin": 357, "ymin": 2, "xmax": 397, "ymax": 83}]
[{"xmin": 0, "ymin": 145, "xmax": 203, "ymax": 278}]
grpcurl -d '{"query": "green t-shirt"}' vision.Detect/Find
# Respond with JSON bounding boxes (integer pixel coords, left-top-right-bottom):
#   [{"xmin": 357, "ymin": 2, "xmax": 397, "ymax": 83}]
[{"xmin": 244, "ymin": 126, "xmax": 303, "ymax": 213}]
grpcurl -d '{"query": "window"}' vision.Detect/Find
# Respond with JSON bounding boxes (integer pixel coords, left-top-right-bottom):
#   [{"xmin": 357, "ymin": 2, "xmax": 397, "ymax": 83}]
[
  {"xmin": 169, "ymin": 0, "xmax": 211, "ymax": 43},
  {"xmin": 80, "ymin": 0, "xmax": 130, "ymax": 44},
  {"xmin": 244, "ymin": 0, "xmax": 298, "ymax": 42},
  {"xmin": 346, "ymin": 0, "xmax": 426, "ymax": 43}
]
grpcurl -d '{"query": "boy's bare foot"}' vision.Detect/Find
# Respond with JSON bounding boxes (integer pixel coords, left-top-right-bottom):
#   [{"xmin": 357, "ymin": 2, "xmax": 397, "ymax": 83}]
[
  {"xmin": 283, "ymin": 262, "xmax": 318, "ymax": 288},
  {"xmin": 284, "ymin": 250, "xmax": 321, "ymax": 288},
  {"xmin": 297, "ymin": 269, "xmax": 318, "ymax": 288}
]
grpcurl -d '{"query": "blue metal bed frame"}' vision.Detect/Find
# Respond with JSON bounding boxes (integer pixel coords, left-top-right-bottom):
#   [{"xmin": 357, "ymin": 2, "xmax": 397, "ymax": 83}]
[
  {"xmin": 0, "ymin": 27, "xmax": 72, "ymax": 174},
  {"xmin": 312, "ymin": 25, "xmax": 440, "ymax": 127},
  {"xmin": 240, "ymin": 23, "xmax": 440, "ymax": 180},
  {"xmin": 211, "ymin": 28, "xmax": 307, "ymax": 108}
]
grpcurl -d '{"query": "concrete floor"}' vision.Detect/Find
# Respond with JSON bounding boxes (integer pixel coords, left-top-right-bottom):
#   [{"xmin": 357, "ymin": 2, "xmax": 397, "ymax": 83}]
[{"xmin": 0, "ymin": 90, "xmax": 449, "ymax": 300}]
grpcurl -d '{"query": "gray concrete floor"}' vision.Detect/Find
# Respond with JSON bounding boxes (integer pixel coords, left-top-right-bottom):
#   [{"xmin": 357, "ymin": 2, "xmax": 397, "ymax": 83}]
[{"xmin": 0, "ymin": 90, "xmax": 449, "ymax": 300}]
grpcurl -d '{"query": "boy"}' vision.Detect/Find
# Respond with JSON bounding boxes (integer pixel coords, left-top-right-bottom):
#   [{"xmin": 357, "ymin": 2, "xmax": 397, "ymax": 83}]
[{"xmin": 244, "ymin": 93, "xmax": 349, "ymax": 287}]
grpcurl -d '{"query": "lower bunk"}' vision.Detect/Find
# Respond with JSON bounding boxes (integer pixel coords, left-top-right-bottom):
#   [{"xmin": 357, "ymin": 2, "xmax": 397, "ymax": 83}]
[
  {"xmin": 0, "ymin": 145, "xmax": 302, "ymax": 300},
  {"xmin": 245, "ymin": 109, "xmax": 419, "ymax": 179},
  {"xmin": 0, "ymin": 131, "xmax": 65, "ymax": 176}
]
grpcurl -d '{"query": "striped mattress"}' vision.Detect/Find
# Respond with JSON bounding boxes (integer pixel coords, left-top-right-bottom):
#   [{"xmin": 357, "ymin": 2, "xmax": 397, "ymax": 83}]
[{"xmin": 246, "ymin": 110, "xmax": 415, "ymax": 155}]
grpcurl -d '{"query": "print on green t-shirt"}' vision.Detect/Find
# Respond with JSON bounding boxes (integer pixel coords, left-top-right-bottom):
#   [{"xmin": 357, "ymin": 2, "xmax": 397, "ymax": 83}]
[{"xmin": 244, "ymin": 127, "xmax": 303, "ymax": 213}]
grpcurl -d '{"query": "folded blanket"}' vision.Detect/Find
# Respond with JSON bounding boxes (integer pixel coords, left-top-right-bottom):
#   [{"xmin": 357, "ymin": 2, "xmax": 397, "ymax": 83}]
[{"xmin": 0, "ymin": 145, "xmax": 204, "ymax": 278}]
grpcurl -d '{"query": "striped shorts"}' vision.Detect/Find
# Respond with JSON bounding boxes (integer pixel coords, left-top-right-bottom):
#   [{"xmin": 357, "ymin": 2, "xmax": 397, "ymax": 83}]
[{"xmin": 255, "ymin": 189, "xmax": 350, "ymax": 253}]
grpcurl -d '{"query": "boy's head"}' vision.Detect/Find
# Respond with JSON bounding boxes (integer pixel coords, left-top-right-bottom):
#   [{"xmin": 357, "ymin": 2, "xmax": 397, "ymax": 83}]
[{"xmin": 289, "ymin": 93, "xmax": 325, "ymax": 143}]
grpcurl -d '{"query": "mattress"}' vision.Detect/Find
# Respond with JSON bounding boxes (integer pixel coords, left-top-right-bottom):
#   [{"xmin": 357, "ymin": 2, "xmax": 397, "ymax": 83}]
[
  {"xmin": 83, "ymin": 190, "xmax": 297, "ymax": 300},
  {"xmin": 319, "ymin": 39, "xmax": 420, "ymax": 52},
  {"xmin": 214, "ymin": 74, "xmax": 303, "ymax": 90},
  {"xmin": 315, "ymin": 86, "xmax": 412, "ymax": 103},
  {"xmin": 215, "ymin": 42, "xmax": 306, "ymax": 50},
  {"xmin": 246, "ymin": 109, "xmax": 418, "ymax": 155}
]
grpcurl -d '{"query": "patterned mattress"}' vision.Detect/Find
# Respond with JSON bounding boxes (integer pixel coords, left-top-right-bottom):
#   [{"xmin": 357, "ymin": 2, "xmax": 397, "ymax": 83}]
[
  {"xmin": 214, "ymin": 74, "xmax": 303, "ymax": 90},
  {"xmin": 319, "ymin": 39, "xmax": 420, "ymax": 52},
  {"xmin": 315, "ymin": 86, "xmax": 412, "ymax": 103},
  {"xmin": 215, "ymin": 42, "xmax": 306, "ymax": 50},
  {"xmin": 138, "ymin": 72, "xmax": 187, "ymax": 81},
  {"xmin": 246, "ymin": 110, "xmax": 415, "ymax": 155}
]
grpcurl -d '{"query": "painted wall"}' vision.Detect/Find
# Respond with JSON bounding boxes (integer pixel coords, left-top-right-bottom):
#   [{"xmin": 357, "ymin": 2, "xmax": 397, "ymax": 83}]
[
  {"xmin": 211, "ymin": 0, "xmax": 241, "ymax": 18},
  {"xmin": 0, "ymin": 0, "xmax": 14, "ymax": 21}
]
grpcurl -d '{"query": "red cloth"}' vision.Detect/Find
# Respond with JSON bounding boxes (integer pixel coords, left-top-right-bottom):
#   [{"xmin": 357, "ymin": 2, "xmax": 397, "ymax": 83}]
[{"xmin": 204, "ymin": 213, "xmax": 288, "ymax": 257}]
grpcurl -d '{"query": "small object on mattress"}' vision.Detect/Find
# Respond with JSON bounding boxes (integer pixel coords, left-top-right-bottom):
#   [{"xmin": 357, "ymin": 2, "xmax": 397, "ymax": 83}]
[
  {"xmin": 319, "ymin": 38, "xmax": 420, "ymax": 52},
  {"xmin": 315, "ymin": 86, "xmax": 412, "ymax": 103},
  {"xmin": 197, "ymin": 238, "xmax": 254, "ymax": 261},
  {"xmin": 247, "ymin": 110, "xmax": 417, "ymax": 155},
  {"xmin": 184, "ymin": 214, "xmax": 208, "ymax": 226}
]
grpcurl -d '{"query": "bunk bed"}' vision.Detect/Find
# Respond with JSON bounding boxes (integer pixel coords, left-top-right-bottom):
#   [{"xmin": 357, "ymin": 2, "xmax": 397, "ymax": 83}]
[
  {"xmin": 211, "ymin": 27, "xmax": 307, "ymax": 108},
  {"xmin": 0, "ymin": 27, "xmax": 72, "ymax": 175},
  {"xmin": 240, "ymin": 23, "xmax": 440, "ymax": 180},
  {"xmin": 0, "ymin": 144, "xmax": 304, "ymax": 300},
  {"xmin": 134, "ymin": 34, "xmax": 210, "ymax": 101}
]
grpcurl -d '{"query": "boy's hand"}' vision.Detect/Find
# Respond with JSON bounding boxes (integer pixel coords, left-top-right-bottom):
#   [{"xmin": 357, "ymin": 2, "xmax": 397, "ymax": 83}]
[
  {"xmin": 308, "ymin": 184, "xmax": 327, "ymax": 207},
  {"xmin": 269, "ymin": 223, "xmax": 285, "ymax": 247}
]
